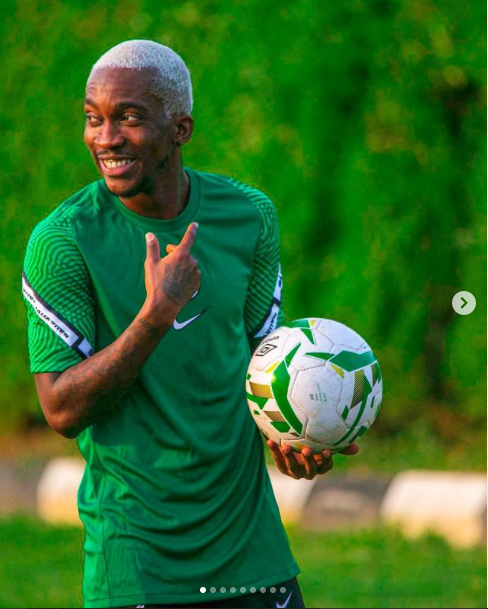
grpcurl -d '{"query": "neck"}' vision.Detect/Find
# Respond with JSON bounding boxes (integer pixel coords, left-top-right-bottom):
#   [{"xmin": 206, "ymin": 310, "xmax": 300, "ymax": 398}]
[{"xmin": 118, "ymin": 162, "xmax": 189, "ymax": 220}]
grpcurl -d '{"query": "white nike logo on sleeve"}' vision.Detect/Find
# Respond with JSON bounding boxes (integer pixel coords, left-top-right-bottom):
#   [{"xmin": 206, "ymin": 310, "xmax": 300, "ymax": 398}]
[{"xmin": 276, "ymin": 590, "xmax": 293, "ymax": 608}]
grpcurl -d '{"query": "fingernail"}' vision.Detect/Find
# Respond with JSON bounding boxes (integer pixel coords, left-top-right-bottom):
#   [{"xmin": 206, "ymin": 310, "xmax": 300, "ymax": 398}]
[{"xmin": 145, "ymin": 233, "xmax": 153, "ymax": 243}]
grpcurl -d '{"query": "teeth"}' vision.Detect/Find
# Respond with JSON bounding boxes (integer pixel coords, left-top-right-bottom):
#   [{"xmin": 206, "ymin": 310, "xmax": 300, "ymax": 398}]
[{"xmin": 102, "ymin": 159, "xmax": 134, "ymax": 168}]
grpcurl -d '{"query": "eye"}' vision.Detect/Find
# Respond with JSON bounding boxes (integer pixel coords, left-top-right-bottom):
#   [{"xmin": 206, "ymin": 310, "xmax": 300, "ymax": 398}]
[
  {"xmin": 85, "ymin": 114, "xmax": 101, "ymax": 126},
  {"xmin": 121, "ymin": 114, "xmax": 141, "ymax": 123}
]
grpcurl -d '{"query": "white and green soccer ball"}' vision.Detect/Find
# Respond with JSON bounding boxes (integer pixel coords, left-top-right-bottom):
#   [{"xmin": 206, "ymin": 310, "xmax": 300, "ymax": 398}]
[{"xmin": 246, "ymin": 318, "xmax": 383, "ymax": 453}]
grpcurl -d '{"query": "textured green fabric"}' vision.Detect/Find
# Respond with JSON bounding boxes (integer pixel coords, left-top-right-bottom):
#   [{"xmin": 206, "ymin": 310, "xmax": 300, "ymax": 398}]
[
  {"xmin": 23, "ymin": 168, "xmax": 298, "ymax": 608},
  {"xmin": 23, "ymin": 197, "xmax": 96, "ymax": 373},
  {"xmin": 226, "ymin": 177, "xmax": 285, "ymax": 339}
]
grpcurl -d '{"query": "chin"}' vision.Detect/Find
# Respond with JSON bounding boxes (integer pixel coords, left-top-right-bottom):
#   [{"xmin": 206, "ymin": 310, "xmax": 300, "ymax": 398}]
[{"xmin": 104, "ymin": 178, "xmax": 146, "ymax": 198}]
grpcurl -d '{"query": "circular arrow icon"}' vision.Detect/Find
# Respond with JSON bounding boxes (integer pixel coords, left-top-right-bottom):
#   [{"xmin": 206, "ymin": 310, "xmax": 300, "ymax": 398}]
[{"xmin": 452, "ymin": 291, "xmax": 476, "ymax": 315}]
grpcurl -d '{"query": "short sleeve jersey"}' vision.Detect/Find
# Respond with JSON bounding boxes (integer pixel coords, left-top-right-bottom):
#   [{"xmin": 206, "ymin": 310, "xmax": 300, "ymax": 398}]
[{"xmin": 22, "ymin": 168, "xmax": 298, "ymax": 608}]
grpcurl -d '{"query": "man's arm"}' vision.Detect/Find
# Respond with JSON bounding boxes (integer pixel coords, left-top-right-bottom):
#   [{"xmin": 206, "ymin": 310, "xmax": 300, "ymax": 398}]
[
  {"xmin": 239, "ymin": 192, "xmax": 360, "ymax": 479},
  {"xmin": 35, "ymin": 305, "xmax": 169, "ymax": 439},
  {"xmin": 243, "ymin": 197, "xmax": 284, "ymax": 354},
  {"xmin": 35, "ymin": 224, "xmax": 200, "ymax": 439}
]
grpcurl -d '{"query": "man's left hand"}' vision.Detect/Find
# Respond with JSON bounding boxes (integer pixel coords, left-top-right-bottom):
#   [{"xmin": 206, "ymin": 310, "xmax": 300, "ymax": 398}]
[{"xmin": 266, "ymin": 440, "xmax": 360, "ymax": 480}]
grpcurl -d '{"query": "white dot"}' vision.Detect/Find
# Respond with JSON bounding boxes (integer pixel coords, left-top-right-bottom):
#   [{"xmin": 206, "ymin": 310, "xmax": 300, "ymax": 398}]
[
  {"xmin": 220, "ymin": 587, "xmax": 226, "ymax": 593},
  {"xmin": 250, "ymin": 587, "xmax": 256, "ymax": 593},
  {"xmin": 240, "ymin": 587, "xmax": 246, "ymax": 593},
  {"xmin": 260, "ymin": 587, "xmax": 266, "ymax": 593},
  {"xmin": 210, "ymin": 587, "xmax": 216, "ymax": 593},
  {"xmin": 280, "ymin": 587, "xmax": 286, "ymax": 593},
  {"xmin": 270, "ymin": 587, "xmax": 276, "ymax": 593},
  {"xmin": 200, "ymin": 587, "xmax": 206, "ymax": 593},
  {"xmin": 230, "ymin": 587, "xmax": 236, "ymax": 593}
]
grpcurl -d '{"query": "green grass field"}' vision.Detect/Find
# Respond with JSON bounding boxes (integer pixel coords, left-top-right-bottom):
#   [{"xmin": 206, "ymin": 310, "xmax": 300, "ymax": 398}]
[{"xmin": 0, "ymin": 517, "xmax": 485, "ymax": 608}]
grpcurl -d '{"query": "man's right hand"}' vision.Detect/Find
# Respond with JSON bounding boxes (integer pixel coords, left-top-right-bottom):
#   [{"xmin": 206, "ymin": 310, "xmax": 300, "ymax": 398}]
[
  {"xmin": 35, "ymin": 222, "xmax": 201, "ymax": 439},
  {"xmin": 144, "ymin": 222, "xmax": 201, "ymax": 326}
]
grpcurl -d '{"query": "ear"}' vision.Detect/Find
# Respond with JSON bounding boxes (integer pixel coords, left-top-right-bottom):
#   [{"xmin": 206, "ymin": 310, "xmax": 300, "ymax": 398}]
[{"xmin": 173, "ymin": 115, "xmax": 194, "ymax": 147}]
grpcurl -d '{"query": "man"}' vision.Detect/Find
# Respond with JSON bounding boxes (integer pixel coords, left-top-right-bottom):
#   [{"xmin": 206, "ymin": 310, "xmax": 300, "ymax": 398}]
[{"xmin": 23, "ymin": 40, "xmax": 358, "ymax": 609}]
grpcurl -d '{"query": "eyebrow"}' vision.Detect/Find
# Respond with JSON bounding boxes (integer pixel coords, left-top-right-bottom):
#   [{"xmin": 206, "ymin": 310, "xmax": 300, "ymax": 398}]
[{"xmin": 84, "ymin": 98, "xmax": 148, "ymax": 112}]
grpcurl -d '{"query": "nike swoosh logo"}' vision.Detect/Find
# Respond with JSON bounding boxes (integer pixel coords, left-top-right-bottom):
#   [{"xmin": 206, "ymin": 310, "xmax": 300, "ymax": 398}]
[
  {"xmin": 276, "ymin": 591, "xmax": 293, "ymax": 609},
  {"xmin": 173, "ymin": 311, "xmax": 204, "ymax": 330}
]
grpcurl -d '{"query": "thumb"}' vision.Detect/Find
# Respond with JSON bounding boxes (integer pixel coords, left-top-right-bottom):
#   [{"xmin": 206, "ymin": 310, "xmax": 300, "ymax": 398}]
[
  {"xmin": 145, "ymin": 232, "xmax": 161, "ymax": 264},
  {"xmin": 339, "ymin": 442, "xmax": 360, "ymax": 456}
]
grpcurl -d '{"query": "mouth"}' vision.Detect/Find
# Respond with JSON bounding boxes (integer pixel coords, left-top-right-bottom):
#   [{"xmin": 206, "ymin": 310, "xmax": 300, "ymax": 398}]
[{"xmin": 98, "ymin": 157, "xmax": 137, "ymax": 177}]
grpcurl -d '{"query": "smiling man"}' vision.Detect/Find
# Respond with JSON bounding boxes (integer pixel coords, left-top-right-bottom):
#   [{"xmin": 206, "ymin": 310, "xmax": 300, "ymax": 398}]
[{"xmin": 22, "ymin": 40, "xmax": 358, "ymax": 609}]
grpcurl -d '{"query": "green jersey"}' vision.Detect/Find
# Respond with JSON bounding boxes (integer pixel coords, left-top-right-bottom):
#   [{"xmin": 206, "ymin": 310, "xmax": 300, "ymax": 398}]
[{"xmin": 23, "ymin": 168, "xmax": 299, "ymax": 608}]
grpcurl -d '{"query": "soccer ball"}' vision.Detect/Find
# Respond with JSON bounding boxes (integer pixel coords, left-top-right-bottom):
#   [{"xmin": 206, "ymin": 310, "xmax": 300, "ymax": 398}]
[{"xmin": 246, "ymin": 318, "xmax": 383, "ymax": 453}]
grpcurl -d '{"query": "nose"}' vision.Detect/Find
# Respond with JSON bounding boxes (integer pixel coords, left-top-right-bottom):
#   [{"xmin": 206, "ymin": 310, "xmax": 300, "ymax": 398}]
[{"xmin": 95, "ymin": 120, "xmax": 125, "ymax": 149}]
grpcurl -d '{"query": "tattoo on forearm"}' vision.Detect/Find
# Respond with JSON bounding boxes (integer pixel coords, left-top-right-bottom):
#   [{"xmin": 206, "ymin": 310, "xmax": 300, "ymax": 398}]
[
  {"xmin": 139, "ymin": 317, "xmax": 162, "ymax": 338},
  {"xmin": 54, "ymin": 316, "xmax": 165, "ymax": 434}
]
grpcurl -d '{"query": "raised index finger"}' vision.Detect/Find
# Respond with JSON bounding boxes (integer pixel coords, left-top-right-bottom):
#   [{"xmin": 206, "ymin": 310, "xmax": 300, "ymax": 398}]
[{"xmin": 178, "ymin": 222, "xmax": 199, "ymax": 254}]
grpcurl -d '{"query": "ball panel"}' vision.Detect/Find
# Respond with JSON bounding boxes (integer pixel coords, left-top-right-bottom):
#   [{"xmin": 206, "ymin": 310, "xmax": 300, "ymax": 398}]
[
  {"xmin": 306, "ymin": 412, "xmax": 348, "ymax": 447},
  {"xmin": 281, "ymin": 437, "xmax": 327, "ymax": 453},
  {"xmin": 356, "ymin": 381, "xmax": 383, "ymax": 429},
  {"xmin": 298, "ymin": 352, "xmax": 336, "ymax": 372},
  {"xmin": 254, "ymin": 417, "xmax": 289, "ymax": 444},
  {"xmin": 290, "ymin": 365, "xmax": 342, "ymax": 419},
  {"xmin": 249, "ymin": 327, "xmax": 292, "ymax": 372},
  {"xmin": 269, "ymin": 346, "xmax": 307, "ymax": 437},
  {"xmin": 282, "ymin": 318, "xmax": 323, "ymax": 348},
  {"xmin": 315, "ymin": 319, "xmax": 366, "ymax": 351}
]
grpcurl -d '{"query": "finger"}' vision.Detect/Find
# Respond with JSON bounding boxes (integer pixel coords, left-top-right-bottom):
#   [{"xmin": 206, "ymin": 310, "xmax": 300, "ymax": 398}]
[
  {"xmin": 145, "ymin": 232, "xmax": 161, "ymax": 264},
  {"xmin": 266, "ymin": 440, "xmax": 288, "ymax": 475},
  {"xmin": 313, "ymin": 454, "xmax": 324, "ymax": 468},
  {"xmin": 301, "ymin": 448, "xmax": 318, "ymax": 480},
  {"xmin": 177, "ymin": 222, "xmax": 198, "ymax": 254},
  {"xmin": 339, "ymin": 443, "xmax": 360, "ymax": 456},
  {"xmin": 281, "ymin": 444, "xmax": 303, "ymax": 479},
  {"xmin": 317, "ymin": 450, "xmax": 334, "ymax": 474},
  {"xmin": 166, "ymin": 243, "xmax": 177, "ymax": 254}
]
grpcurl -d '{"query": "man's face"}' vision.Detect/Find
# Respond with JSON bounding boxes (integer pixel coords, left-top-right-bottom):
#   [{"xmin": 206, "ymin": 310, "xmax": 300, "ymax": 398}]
[{"xmin": 84, "ymin": 67, "xmax": 175, "ymax": 198}]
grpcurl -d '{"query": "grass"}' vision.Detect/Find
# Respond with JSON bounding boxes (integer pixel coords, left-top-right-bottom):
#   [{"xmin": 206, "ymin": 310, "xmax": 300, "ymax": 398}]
[
  {"xmin": 0, "ymin": 517, "xmax": 485, "ymax": 608},
  {"xmin": 292, "ymin": 526, "xmax": 486, "ymax": 609},
  {"xmin": 0, "ymin": 517, "xmax": 83, "ymax": 608}
]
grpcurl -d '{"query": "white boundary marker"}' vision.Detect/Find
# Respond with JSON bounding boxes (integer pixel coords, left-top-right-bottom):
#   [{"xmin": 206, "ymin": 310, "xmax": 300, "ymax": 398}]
[
  {"xmin": 34, "ymin": 459, "xmax": 487, "ymax": 547},
  {"xmin": 36, "ymin": 458, "xmax": 85, "ymax": 526},
  {"xmin": 380, "ymin": 470, "xmax": 487, "ymax": 548}
]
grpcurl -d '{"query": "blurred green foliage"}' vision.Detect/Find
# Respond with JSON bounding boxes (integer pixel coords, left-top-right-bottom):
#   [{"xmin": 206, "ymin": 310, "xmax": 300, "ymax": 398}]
[{"xmin": 0, "ymin": 1, "xmax": 485, "ymax": 461}]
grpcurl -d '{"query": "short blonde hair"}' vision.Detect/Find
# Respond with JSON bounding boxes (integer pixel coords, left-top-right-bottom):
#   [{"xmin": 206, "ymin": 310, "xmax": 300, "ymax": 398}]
[{"xmin": 90, "ymin": 39, "xmax": 193, "ymax": 116}]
